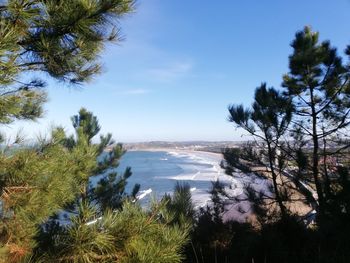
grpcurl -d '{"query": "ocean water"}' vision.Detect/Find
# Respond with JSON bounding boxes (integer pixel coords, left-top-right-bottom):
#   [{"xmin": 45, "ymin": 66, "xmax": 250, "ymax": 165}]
[
  {"xmin": 92, "ymin": 150, "xmax": 243, "ymax": 208},
  {"xmin": 87, "ymin": 149, "xmax": 275, "ymax": 222}
]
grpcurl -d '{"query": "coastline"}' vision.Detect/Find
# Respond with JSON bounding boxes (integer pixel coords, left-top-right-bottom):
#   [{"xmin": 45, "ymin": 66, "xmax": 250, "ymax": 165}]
[
  {"xmin": 127, "ymin": 148, "xmax": 225, "ymax": 183},
  {"xmin": 125, "ymin": 148, "xmax": 306, "ymax": 222},
  {"xmin": 125, "ymin": 147, "xmax": 252, "ymax": 221},
  {"xmin": 127, "ymin": 147, "xmax": 224, "ymax": 161}
]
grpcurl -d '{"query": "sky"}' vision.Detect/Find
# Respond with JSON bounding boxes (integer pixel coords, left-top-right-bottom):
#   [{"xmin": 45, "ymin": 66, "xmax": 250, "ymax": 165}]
[{"xmin": 6, "ymin": 0, "xmax": 350, "ymax": 142}]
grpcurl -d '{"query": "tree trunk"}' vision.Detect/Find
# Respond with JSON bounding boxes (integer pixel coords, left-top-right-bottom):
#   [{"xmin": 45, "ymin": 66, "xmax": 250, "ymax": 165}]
[
  {"xmin": 322, "ymin": 134, "xmax": 331, "ymax": 200},
  {"xmin": 310, "ymin": 88, "xmax": 325, "ymax": 219},
  {"xmin": 266, "ymin": 140, "xmax": 287, "ymax": 219}
]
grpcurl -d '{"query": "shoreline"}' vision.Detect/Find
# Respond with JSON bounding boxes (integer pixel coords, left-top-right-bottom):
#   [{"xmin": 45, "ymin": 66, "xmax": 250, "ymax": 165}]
[
  {"xmin": 125, "ymin": 147, "xmax": 250, "ymax": 221},
  {"xmin": 125, "ymin": 147, "xmax": 311, "ymax": 222},
  {"xmin": 127, "ymin": 147, "xmax": 224, "ymax": 160}
]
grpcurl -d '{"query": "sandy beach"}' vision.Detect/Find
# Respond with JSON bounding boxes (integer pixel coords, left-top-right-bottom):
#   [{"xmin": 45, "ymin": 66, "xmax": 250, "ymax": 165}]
[{"xmin": 126, "ymin": 148, "xmax": 313, "ymax": 223}]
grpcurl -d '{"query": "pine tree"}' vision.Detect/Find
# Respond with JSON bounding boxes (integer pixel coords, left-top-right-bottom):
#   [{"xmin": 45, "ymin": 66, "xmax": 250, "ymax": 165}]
[
  {"xmin": 0, "ymin": 129, "xmax": 88, "ymax": 261},
  {"xmin": 60, "ymin": 107, "xmax": 140, "ymax": 213},
  {"xmin": 0, "ymin": 0, "xmax": 135, "ymax": 129},
  {"xmin": 162, "ymin": 182, "xmax": 195, "ymax": 227},
  {"xmin": 225, "ymin": 83, "xmax": 293, "ymax": 220},
  {"xmin": 282, "ymin": 26, "xmax": 350, "ymax": 220},
  {"xmin": 223, "ymin": 27, "xmax": 350, "ymax": 224},
  {"xmin": 209, "ymin": 27, "xmax": 350, "ymax": 262},
  {"xmin": 47, "ymin": 202, "xmax": 189, "ymax": 263},
  {"xmin": 32, "ymin": 109, "xmax": 189, "ymax": 263},
  {"xmin": 0, "ymin": 1, "xmax": 135, "ymax": 261},
  {"xmin": 0, "ymin": 106, "xmax": 136, "ymax": 261},
  {"xmin": 0, "ymin": 2, "xmax": 190, "ymax": 262}
]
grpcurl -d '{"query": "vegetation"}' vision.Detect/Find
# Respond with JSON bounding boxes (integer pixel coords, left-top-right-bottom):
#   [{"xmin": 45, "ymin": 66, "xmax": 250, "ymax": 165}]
[
  {"xmin": 184, "ymin": 27, "xmax": 350, "ymax": 263},
  {"xmin": 227, "ymin": 83, "xmax": 293, "ymax": 220},
  {"xmin": 1, "ymin": 0, "xmax": 350, "ymax": 262},
  {"xmin": 0, "ymin": 1, "xmax": 190, "ymax": 262},
  {"xmin": 31, "ymin": 108, "xmax": 189, "ymax": 263}
]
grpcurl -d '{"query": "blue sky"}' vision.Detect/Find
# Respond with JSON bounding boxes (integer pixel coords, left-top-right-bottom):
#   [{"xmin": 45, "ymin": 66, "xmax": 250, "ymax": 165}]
[{"xmin": 7, "ymin": 0, "xmax": 350, "ymax": 142}]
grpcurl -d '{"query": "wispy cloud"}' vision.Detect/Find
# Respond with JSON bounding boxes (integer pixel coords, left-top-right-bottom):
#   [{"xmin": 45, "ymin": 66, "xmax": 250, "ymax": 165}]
[
  {"xmin": 102, "ymin": 82, "xmax": 152, "ymax": 96},
  {"xmin": 123, "ymin": 88, "xmax": 151, "ymax": 95},
  {"xmin": 147, "ymin": 61, "xmax": 193, "ymax": 82}
]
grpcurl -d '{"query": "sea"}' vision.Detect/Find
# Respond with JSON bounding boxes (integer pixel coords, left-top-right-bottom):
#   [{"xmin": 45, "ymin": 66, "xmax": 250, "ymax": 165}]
[
  {"xmin": 84, "ymin": 149, "xmax": 273, "ymax": 224},
  {"xmin": 91, "ymin": 150, "xmax": 247, "ymax": 209}
]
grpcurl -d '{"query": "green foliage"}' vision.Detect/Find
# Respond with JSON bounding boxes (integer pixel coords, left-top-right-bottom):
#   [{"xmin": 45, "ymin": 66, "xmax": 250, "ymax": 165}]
[
  {"xmin": 213, "ymin": 26, "xmax": 350, "ymax": 263},
  {"xmin": 0, "ymin": 2, "xmax": 193, "ymax": 262},
  {"xmin": 52, "ymin": 204, "xmax": 118, "ymax": 263},
  {"xmin": 115, "ymin": 202, "xmax": 189, "ymax": 263},
  {"xmin": 162, "ymin": 182, "xmax": 195, "ymax": 228},
  {"xmin": 1, "ymin": 0, "xmax": 135, "ymax": 86},
  {"xmin": 225, "ymin": 26, "xmax": 350, "ymax": 223},
  {"xmin": 0, "ymin": 107, "xmax": 190, "ymax": 262},
  {"xmin": 0, "ymin": 0, "xmax": 135, "ymax": 130},
  {"xmin": 185, "ymin": 183, "xmax": 257, "ymax": 263},
  {"xmin": 29, "ymin": 108, "xmax": 189, "ymax": 263},
  {"xmin": 40, "ymin": 201, "xmax": 189, "ymax": 263},
  {"xmin": 228, "ymin": 83, "xmax": 293, "ymax": 140},
  {"xmin": 227, "ymin": 83, "xmax": 293, "ymax": 219},
  {"xmin": 282, "ymin": 26, "xmax": 350, "ymax": 219},
  {"xmin": 63, "ymin": 108, "xmax": 137, "ymax": 209},
  {"xmin": 93, "ymin": 167, "xmax": 140, "ymax": 212},
  {"xmin": 0, "ymin": 90, "xmax": 47, "ymax": 125},
  {"xmin": 72, "ymin": 108, "xmax": 101, "ymax": 142},
  {"xmin": 0, "ymin": 131, "xmax": 83, "ymax": 261}
]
